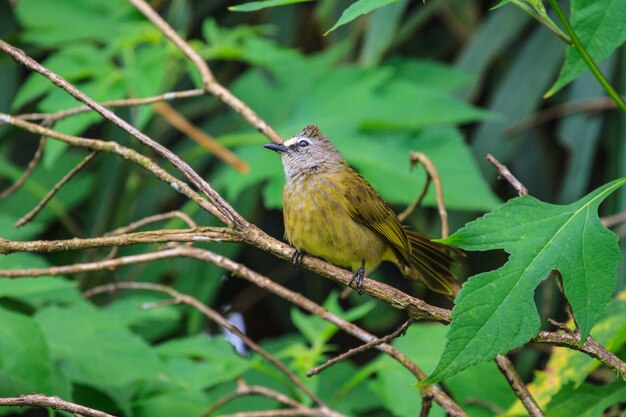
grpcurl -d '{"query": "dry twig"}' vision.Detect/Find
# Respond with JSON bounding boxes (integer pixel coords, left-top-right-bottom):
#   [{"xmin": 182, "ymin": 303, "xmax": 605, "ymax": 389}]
[
  {"xmin": 0, "ymin": 394, "xmax": 116, "ymax": 417},
  {"xmin": 0, "ymin": 39, "xmax": 242, "ymax": 227},
  {"xmin": 16, "ymin": 151, "xmax": 97, "ymax": 227},
  {"xmin": 486, "ymin": 153, "xmax": 528, "ymax": 196},
  {"xmin": 153, "ymin": 101, "xmax": 249, "ymax": 173},
  {"xmin": 307, "ymin": 319, "xmax": 414, "ymax": 377},
  {"xmin": 0, "ymin": 135, "xmax": 47, "ymax": 199},
  {"xmin": 407, "ymin": 152, "xmax": 449, "ymax": 238},
  {"xmin": 495, "ymin": 355, "xmax": 544, "ymax": 417},
  {"xmin": 129, "ymin": 0, "xmax": 282, "ymax": 143},
  {"xmin": 16, "ymin": 89, "xmax": 205, "ymax": 123},
  {"xmin": 202, "ymin": 383, "xmax": 306, "ymax": 417}
]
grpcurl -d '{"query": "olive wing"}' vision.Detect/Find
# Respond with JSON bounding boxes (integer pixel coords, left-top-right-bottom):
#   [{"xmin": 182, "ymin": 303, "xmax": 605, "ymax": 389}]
[{"xmin": 344, "ymin": 172, "xmax": 412, "ymax": 263}]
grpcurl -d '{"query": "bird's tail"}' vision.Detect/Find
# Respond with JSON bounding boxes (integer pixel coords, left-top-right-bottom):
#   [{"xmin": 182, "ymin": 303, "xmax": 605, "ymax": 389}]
[{"xmin": 401, "ymin": 230, "xmax": 462, "ymax": 296}]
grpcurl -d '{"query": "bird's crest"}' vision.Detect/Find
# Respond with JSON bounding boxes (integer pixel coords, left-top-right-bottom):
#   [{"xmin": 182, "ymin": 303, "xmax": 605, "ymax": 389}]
[{"xmin": 299, "ymin": 124, "xmax": 328, "ymax": 141}]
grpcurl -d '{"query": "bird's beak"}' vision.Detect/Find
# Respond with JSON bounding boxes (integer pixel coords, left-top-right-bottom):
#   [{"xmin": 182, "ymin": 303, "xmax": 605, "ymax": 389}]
[{"xmin": 263, "ymin": 143, "xmax": 289, "ymax": 153}]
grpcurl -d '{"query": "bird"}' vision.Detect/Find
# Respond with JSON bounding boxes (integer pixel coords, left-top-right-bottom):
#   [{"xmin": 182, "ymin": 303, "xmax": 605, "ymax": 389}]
[{"xmin": 264, "ymin": 124, "xmax": 460, "ymax": 296}]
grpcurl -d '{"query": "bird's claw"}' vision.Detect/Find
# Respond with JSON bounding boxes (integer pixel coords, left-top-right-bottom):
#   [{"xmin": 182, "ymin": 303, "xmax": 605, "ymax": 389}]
[
  {"xmin": 349, "ymin": 259, "xmax": 366, "ymax": 295},
  {"xmin": 292, "ymin": 250, "xmax": 304, "ymax": 269}
]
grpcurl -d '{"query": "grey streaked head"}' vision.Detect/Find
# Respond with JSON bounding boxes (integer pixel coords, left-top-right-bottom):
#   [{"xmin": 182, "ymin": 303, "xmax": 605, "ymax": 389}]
[{"xmin": 264, "ymin": 125, "xmax": 346, "ymax": 177}]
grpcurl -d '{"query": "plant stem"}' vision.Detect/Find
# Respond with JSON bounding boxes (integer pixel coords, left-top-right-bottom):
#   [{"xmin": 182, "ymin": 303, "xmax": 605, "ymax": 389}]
[{"xmin": 546, "ymin": 0, "xmax": 626, "ymax": 114}]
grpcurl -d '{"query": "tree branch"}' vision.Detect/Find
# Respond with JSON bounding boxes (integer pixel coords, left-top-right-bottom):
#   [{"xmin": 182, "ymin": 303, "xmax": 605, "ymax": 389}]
[
  {"xmin": 0, "ymin": 39, "xmax": 243, "ymax": 227},
  {"xmin": 128, "ymin": 0, "xmax": 283, "ymax": 143},
  {"xmin": 0, "ymin": 394, "xmax": 116, "ymax": 417}
]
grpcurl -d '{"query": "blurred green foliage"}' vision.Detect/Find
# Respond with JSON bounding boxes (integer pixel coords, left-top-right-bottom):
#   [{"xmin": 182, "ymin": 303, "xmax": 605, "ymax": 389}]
[{"xmin": 1, "ymin": 0, "xmax": 626, "ymax": 416}]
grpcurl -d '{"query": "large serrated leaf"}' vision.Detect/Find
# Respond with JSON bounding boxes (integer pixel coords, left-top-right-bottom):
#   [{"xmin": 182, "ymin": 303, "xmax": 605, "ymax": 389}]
[{"xmin": 427, "ymin": 178, "xmax": 625, "ymax": 382}]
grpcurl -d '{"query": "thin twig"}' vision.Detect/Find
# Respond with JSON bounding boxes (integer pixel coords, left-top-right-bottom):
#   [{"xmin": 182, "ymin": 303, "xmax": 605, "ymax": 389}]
[
  {"xmin": 16, "ymin": 151, "xmax": 97, "ymax": 227},
  {"xmin": 397, "ymin": 173, "xmax": 431, "ymax": 223},
  {"xmin": 419, "ymin": 393, "xmax": 433, "ymax": 417},
  {"xmin": 0, "ymin": 135, "xmax": 47, "ymax": 199},
  {"xmin": 129, "ymin": 0, "xmax": 283, "ymax": 143},
  {"xmin": 0, "ymin": 227, "xmax": 238, "ymax": 255},
  {"xmin": 486, "ymin": 153, "xmax": 528, "ymax": 196},
  {"xmin": 105, "ymin": 210, "xmax": 197, "ymax": 235},
  {"xmin": 506, "ymin": 96, "xmax": 625, "ymax": 136},
  {"xmin": 153, "ymin": 101, "xmax": 249, "ymax": 173},
  {"xmin": 495, "ymin": 355, "xmax": 545, "ymax": 417},
  {"xmin": 202, "ymin": 384, "xmax": 306, "ymax": 417},
  {"xmin": 0, "ymin": 394, "xmax": 116, "ymax": 417},
  {"xmin": 533, "ymin": 331, "xmax": 626, "ymax": 378},
  {"xmin": 16, "ymin": 89, "xmax": 205, "ymax": 123},
  {"xmin": 0, "ymin": 113, "xmax": 225, "ymax": 223},
  {"xmin": 0, "ymin": 39, "xmax": 242, "ymax": 227},
  {"xmin": 409, "ymin": 152, "xmax": 449, "ymax": 238},
  {"xmin": 602, "ymin": 212, "xmax": 626, "ymax": 228},
  {"xmin": 307, "ymin": 319, "xmax": 414, "ymax": 377},
  {"xmin": 217, "ymin": 411, "xmax": 330, "ymax": 417},
  {"xmin": 85, "ymin": 282, "xmax": 333, "ymax": 412}
]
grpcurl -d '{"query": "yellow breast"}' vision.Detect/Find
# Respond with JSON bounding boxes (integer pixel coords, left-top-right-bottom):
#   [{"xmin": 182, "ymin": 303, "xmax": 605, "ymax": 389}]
[{"xmin": 282, "ymin": 171, "xmax": 391, "ymax": 272}]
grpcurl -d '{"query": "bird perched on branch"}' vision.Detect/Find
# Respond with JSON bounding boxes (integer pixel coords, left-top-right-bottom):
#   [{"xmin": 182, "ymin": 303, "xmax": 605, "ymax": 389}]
[{"xmin": 264, "ymin": 125, "xmax": 460, "ymax": 296}]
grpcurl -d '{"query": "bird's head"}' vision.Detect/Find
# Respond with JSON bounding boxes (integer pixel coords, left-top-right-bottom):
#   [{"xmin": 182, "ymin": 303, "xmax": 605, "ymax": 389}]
[{"xmin": 264, "ymin": 125, "xmax": 346, "ymax": 177}]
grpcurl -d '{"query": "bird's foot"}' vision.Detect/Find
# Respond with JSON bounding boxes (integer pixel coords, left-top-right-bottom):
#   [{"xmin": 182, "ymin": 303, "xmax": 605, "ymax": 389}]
[
  {"xmin": 349, "ymin": 259, "xmax": 366, "ymax": 295},
  {"xmin": 292, "ymin": 250, "xmax": 304, "ymax": 269}
]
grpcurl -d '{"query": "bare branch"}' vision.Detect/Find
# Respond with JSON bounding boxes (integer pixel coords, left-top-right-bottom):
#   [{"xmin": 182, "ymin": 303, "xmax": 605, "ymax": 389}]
[
  {"xmin": 1, "ymin": 136, "xmax": 46, "ymax": 199},
  {"xmin": 533, "ymin": 331, "xmax": 626, "ymax": 378},
  {"xmin": 153, "ymin": 101, "xmax": 249, "ymax": 173},
  {"xmin": 408, "ymin": 152, "xmax": 449, "ymax": 238},
  {"xmin": 307, "ymin": 319, "xmax": 414, "ymax": 377},
  {"xmin": 419, "ymin": 393, "xmax": 433, "ymax": 417},
  {"xmin": 129, "ymin": 0, "xmax": 283, "ymax": 143},
  {"xmin": 105, "ymin": 210, "xmax": 197, "ymax": 235},
  {"xmin": 0, "ymin": 394, "xmax": 116, "ymax": 417},
  {"xmin": 506, "ymin": 96, "xmax": 626, "ymax": 136},
  {"xmin": 217, "ymin": 410, "xmax": 330, "ymax": 417},
  {"xmin": 0, "ymin": 39, "xmax": 243, "ymax": 227},
  {"xmin": 0, "ymin": 228, "xmax": 238, "ymax": 256},
  {"xmin": 486, "ymin": 153, "xmax": 528, "ymax": 196},
  {"xmin": 16, "ymin": 89, "xmax": 205, "ymax": 123},
  {"xmin": 202, "ymin": 384, "xmax": 306, "ymax": 417},
  {"xmin": 0, "ymin": 113, "xmax": 225, "ymax": 222},
  {"xmin": 602, "ymin": 212, "xmax": 626, "ymax": 228},
  {"xmin": 495, "ymin": 355, "xmax": 545, "ymax": 417},
  {"xmin": 16, "ymin": 151, "xmax": 97, "ymax": 227}
]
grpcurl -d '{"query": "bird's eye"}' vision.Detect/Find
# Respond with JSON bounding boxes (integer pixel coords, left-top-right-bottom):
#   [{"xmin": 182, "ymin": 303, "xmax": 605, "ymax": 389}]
[{"xmin": 298, "ymin": 140, "xmax": 309, "ymax": 147}]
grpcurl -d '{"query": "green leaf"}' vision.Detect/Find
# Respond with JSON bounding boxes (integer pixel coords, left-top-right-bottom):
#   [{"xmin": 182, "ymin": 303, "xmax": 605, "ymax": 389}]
[
  {"xmin": 34, "ymin": 303, "xmax": 165, "ymax": 387},
  {"xmin": 0, "ymin": 307, "xmax": 55, "ymax": 396},
  {"xmin": 544, "ymin": 381, "xmax": 626, "ymax": 417},
  {"xmin": 327, "ymin": 0, "xmax": 401, "ymax": 34},
  {"xmin": 14, "ymin": 0, "xmax": 136, "ymax": 46},
  {"xmin": 0, "ymin": 277, "xmax": 81, "ymax": 307},
  {"xmin": 156, "ymin": 336, "xmax": 251, "ymax": 390},
  {"xmin": 229, "ymin": 0, "xmax": 313, "ymax": 12},
  {"xmin": 134, "ymin": 390, "xmax": 210, "ymax": 417},
  {"xmin": 427, "ymin": 178, "xmax": 625, "ymax": 382},
  {"xmin": 102, "ymin": 294, "xmax": 182, "ymax": 342},
  {"xmin": 548, "ymin": 0, "xmax": 626, "ymax": 95}
]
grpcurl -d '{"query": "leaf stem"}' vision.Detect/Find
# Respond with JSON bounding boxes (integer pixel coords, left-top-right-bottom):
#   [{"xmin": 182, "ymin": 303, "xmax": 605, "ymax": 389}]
[{"xmin": 546, "ymin": 0, "xmax": 626, "ymax": 113}]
